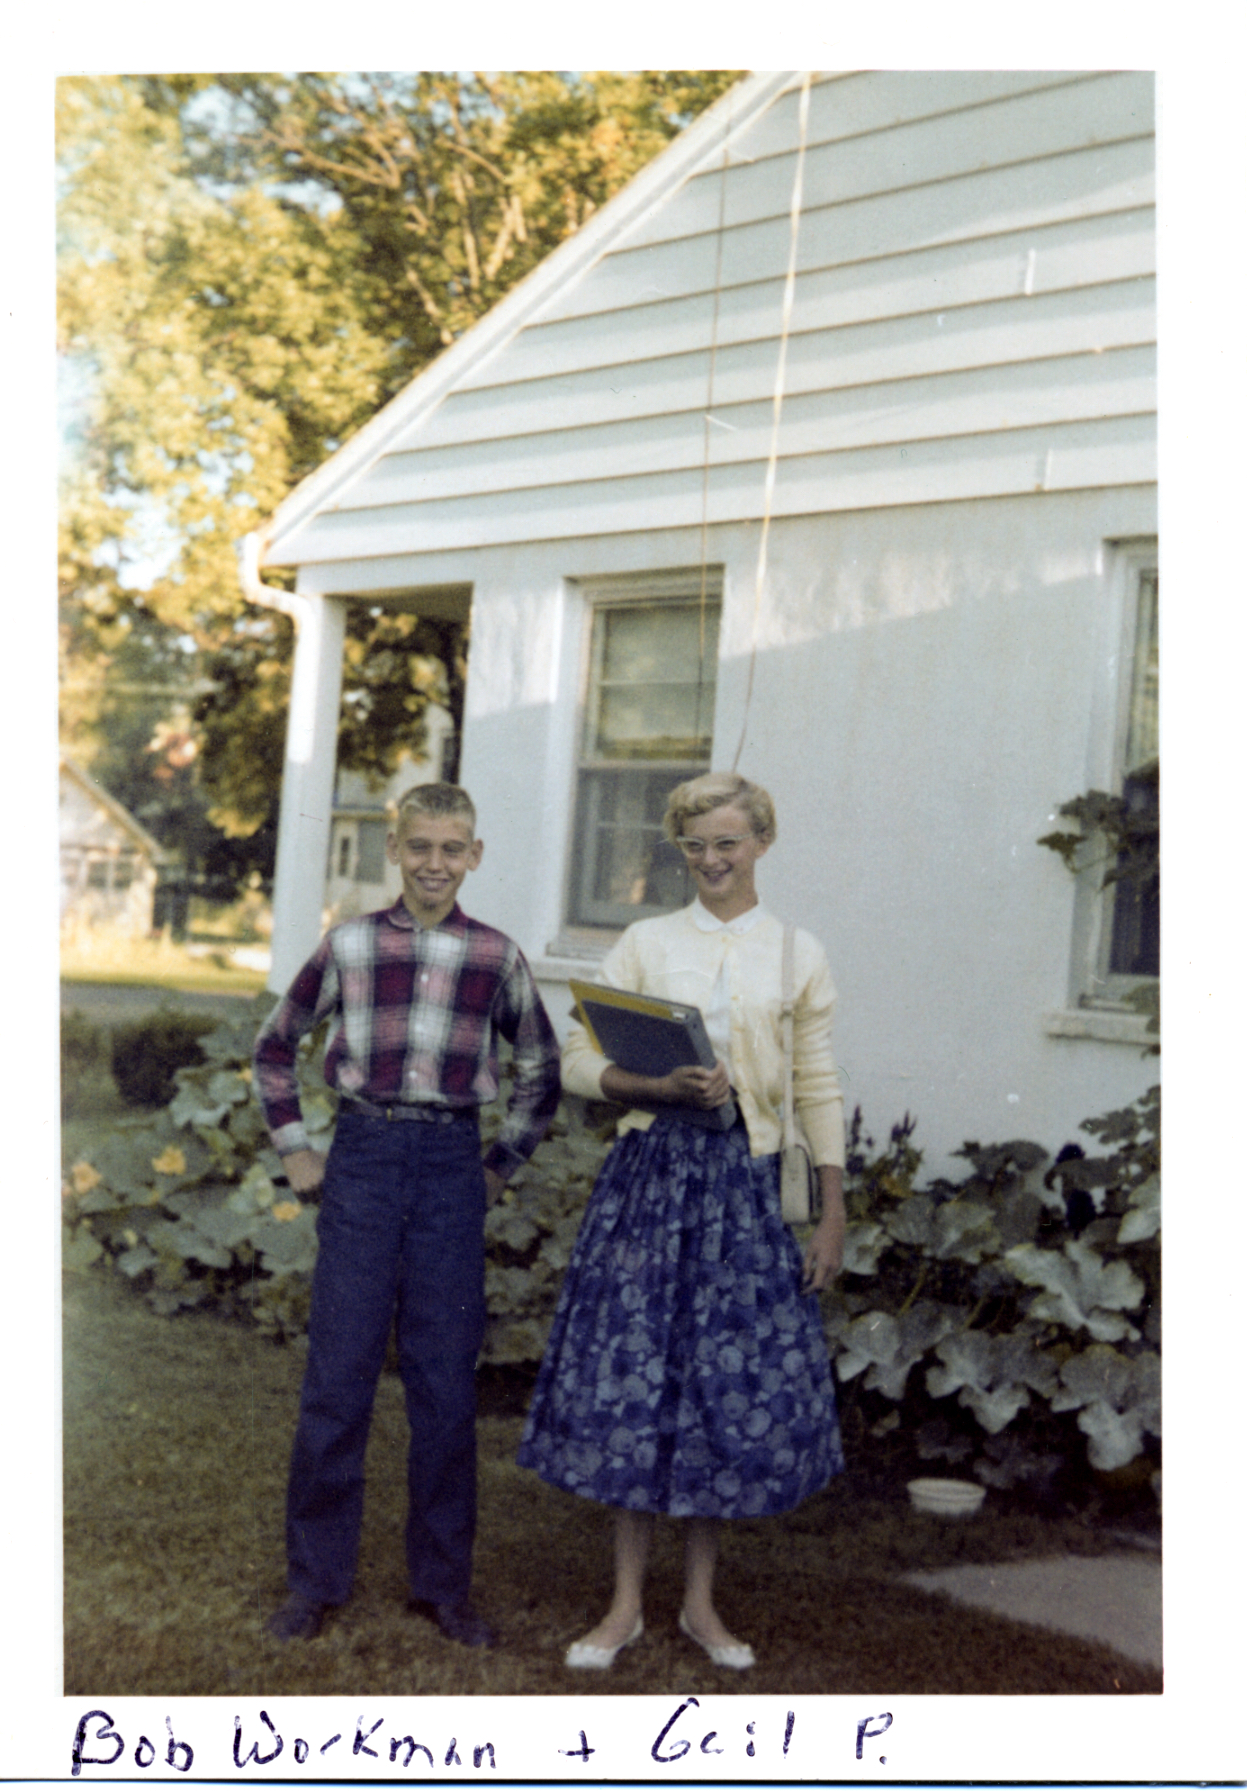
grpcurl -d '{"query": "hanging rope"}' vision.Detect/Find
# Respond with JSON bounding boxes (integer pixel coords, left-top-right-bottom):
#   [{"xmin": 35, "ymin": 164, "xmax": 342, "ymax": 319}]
[
  {"xmin": 731, "ymin": 73, "xmax": 812, "ymax": 771},
  {"xmin": 695, "ymin": 93, "xmax": 732, "ymax": 739}
]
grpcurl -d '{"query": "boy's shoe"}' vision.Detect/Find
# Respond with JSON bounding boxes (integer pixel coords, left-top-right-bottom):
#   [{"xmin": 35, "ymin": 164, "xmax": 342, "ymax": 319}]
[
  {"xmin": 266, "ymin": 1593, "xmax": 328, "ymax": 1641},
  {"xmin": 409, "ymin": 1597, "xmax": 498, "ymax": 1649}
]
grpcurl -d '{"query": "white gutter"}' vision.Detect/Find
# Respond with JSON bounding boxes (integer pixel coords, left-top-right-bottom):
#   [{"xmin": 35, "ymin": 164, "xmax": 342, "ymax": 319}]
[{"xmin": 236, "ymin": 531, "xmax": 313, "ymax": 627}]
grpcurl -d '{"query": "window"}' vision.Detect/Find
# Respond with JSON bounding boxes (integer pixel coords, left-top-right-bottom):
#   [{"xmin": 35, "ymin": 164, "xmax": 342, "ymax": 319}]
[
  {"xmin": 1105, "ymin": 565, "xmax": 1158, "ymax": 979},
  {"xmin": 336, "ymin": 832, "xmax": 353, "ymax": 878},
  {"xmin": 567, "ymin": 576, "xmax": 722, "ymax": 929},
  {"xmin": 355, "ymin": 818, "xmax": 387, "ymax": 884},
  {"xmin": 112, "ymin": 854, "xmax": 136, "ymax": 891},
  {"xmin": 1044, "ymin": 543, "xmax": 1157, "ymax": 1044},
  {"xmin": 86, "ymin": 859, "xmax": 109, "ymax": 890}
]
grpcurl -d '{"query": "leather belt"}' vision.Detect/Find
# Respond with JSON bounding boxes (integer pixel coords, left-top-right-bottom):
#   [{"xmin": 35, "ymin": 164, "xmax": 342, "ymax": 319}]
[{"xmin": 339, "ymin": 1097, "xmax": 473, "ymax": 1125}]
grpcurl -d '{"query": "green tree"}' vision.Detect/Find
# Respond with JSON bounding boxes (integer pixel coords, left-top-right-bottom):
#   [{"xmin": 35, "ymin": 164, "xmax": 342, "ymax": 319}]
[{"xmin": 59, "ymin": 71, "xmax": 743, "ymax": 877}]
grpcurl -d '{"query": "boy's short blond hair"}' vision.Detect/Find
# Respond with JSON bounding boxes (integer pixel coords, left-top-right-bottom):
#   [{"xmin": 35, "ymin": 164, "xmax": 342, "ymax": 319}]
[
  {"xmin": 392, "ymin": 782, "xmax": 477, "ymax": 835},
  {"xmin": 662, "ymin": 772, "xmax": 777, "ymax": 846}
]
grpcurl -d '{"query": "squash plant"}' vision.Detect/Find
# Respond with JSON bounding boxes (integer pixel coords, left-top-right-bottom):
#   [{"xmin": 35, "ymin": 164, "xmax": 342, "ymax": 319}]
[
  {"xmin": 61, "ymin": 1009, "xmax": 1160, "ymax": 1483},
  {"xmin": 819, "ymin": 1088, "xmax": 1160, "ymax": 1484}
]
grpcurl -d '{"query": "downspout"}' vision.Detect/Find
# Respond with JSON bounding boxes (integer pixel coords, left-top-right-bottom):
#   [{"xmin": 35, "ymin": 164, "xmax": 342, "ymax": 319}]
[
  {"xmin": 236, "ymin": 530, "xmax": 312, "ymax": 629},
  {"xmin": 235, "ymin": 530, "xmax": 346, "ymax": 991}
]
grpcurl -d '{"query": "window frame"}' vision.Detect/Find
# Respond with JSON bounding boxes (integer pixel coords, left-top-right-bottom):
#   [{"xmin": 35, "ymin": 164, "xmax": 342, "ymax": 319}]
[
  {"xmin": 1054, "ymin": 537, "xmax": 1159, "ymax": 1031},
  {"xmin": 561, "ymin": 568, "xmax": 724, "ymax": 937}
]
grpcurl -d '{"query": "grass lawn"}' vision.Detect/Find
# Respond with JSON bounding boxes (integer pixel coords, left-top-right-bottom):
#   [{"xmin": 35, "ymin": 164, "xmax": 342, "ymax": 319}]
[
  {"xmin": 61, "ymin": 928, "xmax": 268, "ymax": 998},
  {"xmin": 63, "ymin": 1270, "xmax": 1161, "ymax": 1699}
]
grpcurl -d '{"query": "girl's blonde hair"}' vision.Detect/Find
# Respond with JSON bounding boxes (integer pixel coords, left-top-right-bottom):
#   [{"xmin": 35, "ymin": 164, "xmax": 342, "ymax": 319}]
[{"xmin": 662, "ymin": 772, "xmax": 777, "ymax": 846}]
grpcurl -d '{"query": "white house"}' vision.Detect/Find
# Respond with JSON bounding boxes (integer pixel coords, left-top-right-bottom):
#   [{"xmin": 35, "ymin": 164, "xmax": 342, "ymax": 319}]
[
  {"xmin": 242, "ymin": 69, "xmax": 1158, "ymax": 1171},
  {"xmin": 59, "ymin": 754, "xmax": 168, "ymax": 934}
]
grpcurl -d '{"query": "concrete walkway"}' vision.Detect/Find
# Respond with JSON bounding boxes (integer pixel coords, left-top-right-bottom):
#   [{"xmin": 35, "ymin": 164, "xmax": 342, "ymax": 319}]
[{"xmin": 903, "ymin": 1552, "xmax": 1162, "ymax": 1668}]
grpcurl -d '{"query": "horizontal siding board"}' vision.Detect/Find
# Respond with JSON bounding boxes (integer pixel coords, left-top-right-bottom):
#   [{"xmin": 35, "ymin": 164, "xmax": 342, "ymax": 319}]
[
  {"xmin": 455, "ymin": 208, "xmax": 1154, "ymax": 392},
  {"xmin": 384, "ymin": 277, "xmax": 1154, "ymax": 454},
  {"xmin": 535, "ymin": 136, "xmax": 1154, "ymax": 324},
  {"xmin": 619, "ymin": 73, "xmax": 1152, "ymax": 252},
  {"xmin": 279, "ymin": 415, "xmax": 1155, "ymax": 565},
  {"xmin": 728, "ymin": 70, "xmax": 1090, "ymax": 165},
  {"xmin": 332, "ymin": 347, "xmax": 1155, "ymax": 509}
]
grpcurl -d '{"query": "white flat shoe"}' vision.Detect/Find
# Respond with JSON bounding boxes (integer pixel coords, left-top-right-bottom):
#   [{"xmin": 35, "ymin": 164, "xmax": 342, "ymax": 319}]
[
  {"xmin": 564, "ymin": 1614, "xmax": 643, "ymax": 1670},
  {"xmin": 678, "ymin": 1607, "xmax": 755, "ymax": 1670}
]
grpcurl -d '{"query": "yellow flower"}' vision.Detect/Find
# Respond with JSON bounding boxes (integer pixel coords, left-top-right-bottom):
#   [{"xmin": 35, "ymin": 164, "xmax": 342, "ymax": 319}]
[
  {"xmin": 71, "ymin": 1160, "xmax": 102, "ymax": 1194},
  {"xmin": 271, "ymin": 1200, "xmax": 302, "ymax": 1223},
  {"xmin": 152, "ymin": 1146, "xmax": 186, "ymax": 1176}
]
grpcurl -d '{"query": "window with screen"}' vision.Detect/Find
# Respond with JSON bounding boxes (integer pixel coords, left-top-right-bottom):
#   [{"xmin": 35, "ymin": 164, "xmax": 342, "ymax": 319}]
[
  {"xmin": 567, "ymin": 579, "xmax": 721, "ymax": 929},
  {"xmin": 1105, "ymin": 563, "xmax": 1158, "ymax": 980}
]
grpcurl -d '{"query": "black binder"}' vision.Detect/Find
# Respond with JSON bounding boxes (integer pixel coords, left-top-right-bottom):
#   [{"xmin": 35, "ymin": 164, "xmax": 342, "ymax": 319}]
[{"xmin": 569, "ymin": 979, "xmax": 737, "ymax": 1132}]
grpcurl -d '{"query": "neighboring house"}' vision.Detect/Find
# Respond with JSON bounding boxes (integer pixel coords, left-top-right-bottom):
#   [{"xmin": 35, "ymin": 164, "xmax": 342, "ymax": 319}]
[
  {"xmin": 59, "ymin": 754, "xmax": 168, "ymax": 934},
  {"xmin": 242, "ymin": 70, "xmax": 1157, "ymax": 1170},
  {"xmin": 324, "ymin": 710, "xmax": 456, "ymax": 923}
]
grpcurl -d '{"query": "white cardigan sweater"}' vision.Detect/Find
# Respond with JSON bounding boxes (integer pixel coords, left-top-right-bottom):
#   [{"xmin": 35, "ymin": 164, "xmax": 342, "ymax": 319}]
[{"xmin": 561, "ymin": 902, "xmax": 846, "ymax": 1168}]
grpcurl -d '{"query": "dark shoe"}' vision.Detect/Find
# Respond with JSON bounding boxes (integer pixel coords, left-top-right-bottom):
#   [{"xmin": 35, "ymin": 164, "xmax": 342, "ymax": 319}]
[
  {"xmin": 266, "ymin": 1593, "xmax": 327, "ymax": 1642},
  {"xmin": 409, "ymin": 1597, "xmax": 497, "ymax": 1649}
]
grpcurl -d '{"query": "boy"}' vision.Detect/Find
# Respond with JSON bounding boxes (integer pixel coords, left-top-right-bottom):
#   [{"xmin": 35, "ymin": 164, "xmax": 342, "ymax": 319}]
[{"xmin": 254, "ymin": 783, "xmax": 561, "ymax": 1648}]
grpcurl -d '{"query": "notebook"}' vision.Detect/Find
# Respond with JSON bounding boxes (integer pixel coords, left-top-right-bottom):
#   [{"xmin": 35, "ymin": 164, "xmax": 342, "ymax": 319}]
[{"xmin": 568, "ymin": 979, "xmax": 737, "ymax": 1132}]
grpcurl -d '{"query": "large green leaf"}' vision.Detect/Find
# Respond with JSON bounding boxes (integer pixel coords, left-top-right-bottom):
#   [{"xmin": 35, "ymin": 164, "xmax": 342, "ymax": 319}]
[
  {"xmin": 842, "ymin": 1220, "xmax": 888, "ymax": 1275},
  {"xmin": 62, "ymin": 1223, "xmax": 104, "ymax": 1273},
  {"xmin": 933, "ymin": 1199, "xmax": 1000, "ymax": 1264},
  {"xmin": 925, "ymin": 1330, "xmax": 1056, "ymax": 1434},
  {"xmin": 117, "ymin": 1242, "xmax": 158, "ymax": 1277},
  {"xmin": 486, "ymin": 1207, "xmax": 540, "ymax": 1253},
  {"xmin": 144, "ymin": 1218, "xmax": 233, "ymax": 1271},
  {"xmin": 835, "ymin": 1302, "xmax": 958, "ymax": 1401},
  {"xmin": 1117, "ymin": 1172, "xmax": 1160, "ymax": 1244},
  {"xmin": 251, "ymin": 1207, "xmax": 319, "ymax": 1275},
  {"xmin": 1005, "ymin": 1238, "xmax": 1145, "ymax": 1340},
  {"xmin": 884, "ymin": 1195, "xmax": 936, "ymax": 1249},
  {"xmin": 1050, "ymin": 1344, "xmax": 1160, "ymax": 1469}
]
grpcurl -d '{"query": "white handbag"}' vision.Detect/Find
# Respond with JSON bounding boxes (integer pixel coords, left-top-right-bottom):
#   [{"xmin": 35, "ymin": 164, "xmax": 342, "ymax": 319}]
[{"xmin": 779, "ymin": 923, "xmax": 818, "ymax": 1226}]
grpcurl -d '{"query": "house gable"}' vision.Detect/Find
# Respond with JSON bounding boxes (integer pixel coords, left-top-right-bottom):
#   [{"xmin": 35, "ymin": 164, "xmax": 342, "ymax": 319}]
[{"xmin": 263, "ymin": 69, "xmax": 1154, "ymax": 582}]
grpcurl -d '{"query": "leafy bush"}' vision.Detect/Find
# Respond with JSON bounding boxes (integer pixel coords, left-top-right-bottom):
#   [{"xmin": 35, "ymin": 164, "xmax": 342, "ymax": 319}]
[
  {"xmin": 60, "ymin": 1011, "xmax": 612, "ymax": 1355},
  {"xmin": 109, "ymin": 1010, "xmax": 220, "ymax": 1107},
  {"xmin": 819, "ymin": 1088, "xmax": 1160, "ymax": 1492},
  {"xmin": 61, "ymin": 1004, "xmax": 1160, "ymax": 1489},
  {"xmin": 61, "ymin": 1010, "xmax": 111, "ymax": 1116}
]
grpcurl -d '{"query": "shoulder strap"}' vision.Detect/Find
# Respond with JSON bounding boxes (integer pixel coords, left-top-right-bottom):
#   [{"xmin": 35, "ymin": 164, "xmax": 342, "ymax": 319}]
[{"xmin": 781, "ymin": 923, "xmax": 797, "ymax": 1150}]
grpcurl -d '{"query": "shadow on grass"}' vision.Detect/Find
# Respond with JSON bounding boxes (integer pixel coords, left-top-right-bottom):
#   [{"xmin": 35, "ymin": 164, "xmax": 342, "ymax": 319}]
[{"xmin": 63, "ymin": 1271, "xmax": 1161, "ymax": 1698}]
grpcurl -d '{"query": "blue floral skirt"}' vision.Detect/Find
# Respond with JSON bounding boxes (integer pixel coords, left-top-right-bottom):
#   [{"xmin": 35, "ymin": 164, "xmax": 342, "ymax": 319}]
[{"xmin": 517, "ymin": 1114, "xmax": 844, "ymax": 1518}]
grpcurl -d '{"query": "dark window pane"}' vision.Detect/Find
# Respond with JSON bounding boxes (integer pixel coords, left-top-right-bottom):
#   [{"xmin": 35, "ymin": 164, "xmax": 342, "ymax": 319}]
[
  {"xmin": 1107, "ymin": 766, "xmax": 1159, "ymax": 977},
  {"xmin": 569, "ymin": 768, "xmax": 697, "ymax": 926}
]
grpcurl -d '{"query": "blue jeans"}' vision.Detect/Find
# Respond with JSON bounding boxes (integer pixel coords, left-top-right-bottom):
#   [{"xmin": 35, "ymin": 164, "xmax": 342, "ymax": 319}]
[{"xmin": 284, "ymin": 1111, "xmax": 487, "ymax": 1607}]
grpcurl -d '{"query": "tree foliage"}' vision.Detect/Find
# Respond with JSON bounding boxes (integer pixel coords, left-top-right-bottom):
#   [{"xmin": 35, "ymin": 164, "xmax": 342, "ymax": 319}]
[{"xmin": 58, "ymin": 71, "xmax": 742, "ymax": 878}]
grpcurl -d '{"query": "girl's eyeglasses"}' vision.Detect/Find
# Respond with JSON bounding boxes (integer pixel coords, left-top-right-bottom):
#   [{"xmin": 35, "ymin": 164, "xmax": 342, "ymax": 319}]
[{"xmin": 675, "ymin": 834, "xmax": 752, "ymax": 858}]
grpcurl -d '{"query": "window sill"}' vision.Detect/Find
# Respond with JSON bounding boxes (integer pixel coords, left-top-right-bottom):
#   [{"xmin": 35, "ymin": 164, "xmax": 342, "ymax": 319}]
[
  {"xmin": 533, "ymin": 932, "xmax": 617, "ymax": 982},
  {"xmin": 1042, "ymin": 1007, "xmax": 1157, "ymax": 1047}
]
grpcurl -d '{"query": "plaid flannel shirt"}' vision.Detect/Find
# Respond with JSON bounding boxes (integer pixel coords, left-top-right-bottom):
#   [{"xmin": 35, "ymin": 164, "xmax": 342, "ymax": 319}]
[{"xmin": 253, "ymin": 900, "xmax": 561, "ymax": 1178}]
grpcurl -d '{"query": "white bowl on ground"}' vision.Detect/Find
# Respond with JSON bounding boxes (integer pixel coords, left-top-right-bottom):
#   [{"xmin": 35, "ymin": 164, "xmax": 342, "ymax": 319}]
[{"xmin": 907, "ymin": 1476, "xmax": 986, "ymax": 1517}]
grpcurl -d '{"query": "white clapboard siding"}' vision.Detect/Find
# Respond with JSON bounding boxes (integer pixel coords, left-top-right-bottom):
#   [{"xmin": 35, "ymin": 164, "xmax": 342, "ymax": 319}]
[
  {"xmin": 266, "ymin": 71, "xmax": 1155, "ymax": 574},
  {"xmin": 623, "ymin": 73, "xmax": 1151, "ymax": 253},
  {"xmin": 723, "ymin": 70, "xmax": 1086, "ymax": 166},
  {"xmin": 284, "ymin": 413, "xmax": 1155, "ymax": 566},
  {"xmin": 362, "ymin": 277, "xmax": 1154, "ymax": 461},
  {"xmin": 454, "ymin": 209, "xmax": 1154, "ymax": 394},
  {"xmin": 536, "ymin": 136, "xmax": 1153, "ymax": 325},
  {"xmin": 330, "ymin": 347, "xmax": 1155, "ymax": 509}
]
